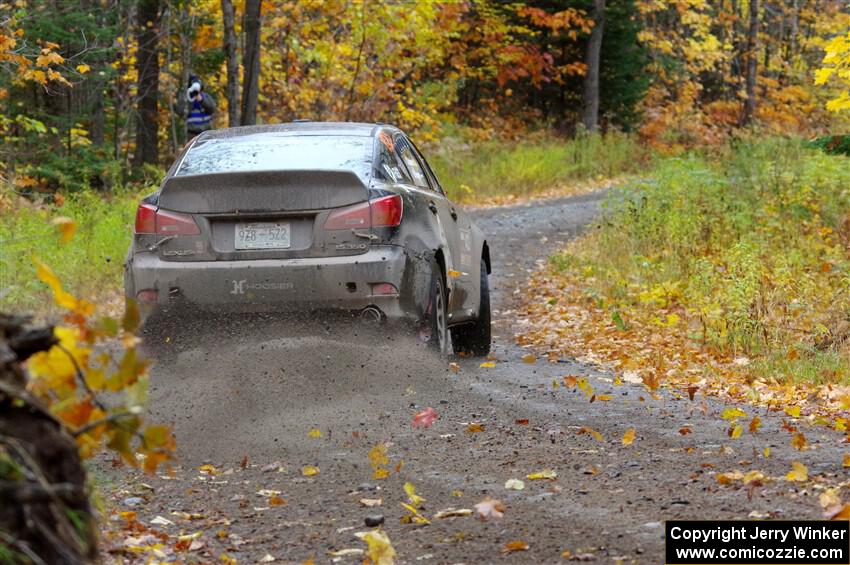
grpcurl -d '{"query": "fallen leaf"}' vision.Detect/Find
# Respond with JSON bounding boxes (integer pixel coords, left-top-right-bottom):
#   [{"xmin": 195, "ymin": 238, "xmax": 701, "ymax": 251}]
[
  {"xmin": 749, "ymin": 416, "xmax": 761, "ymax": 434},
  {"xmin": 578, "ymin": 427, "xmax": 603, "ymax": 441},
  {"xmin": 413, "ymin": 407, "xmax": 438, "ymax": 429},
  {"xmin": 716, "ymin": 471, "xmax": 744, "ymax": 485},
  {"xmin": 433, "ymin": 508, "xmax": 473, "ymax": 519},
  {"xmin": 763, "ymin": 447, "xmax": 770, "ymax": 458},
  {"xmin": 308, "ymin": 428, "xmax": 322, "ymax": 438},
  {"xmin": 269, "ymin": 495, "xmax": 286, "ymax": 506},
  {"xmin": 198, "ymin": 464, "xmax": 218, "ymax": 475},
  {"xmin": 150, "ymin": 516, "xmax": 174, "ymax": 526},
  {"xmin": 729, "ymin": 423, "xmax": 743, "ymax": 439},
  {"xmin": 504, "ymin": 479, "xmax": 525, "ymax": 490},
  {"xmin": 327, "ymin": 548, "xmax": 364, "ymax": 557},
  {"xmin": 354, "ymin": 530, "xmax": 396, "ymax": 565},
  {"xmin": 742, "ymin": 470, "xmax": 765, "ymax": 485},
  {"xmin": 791, "ymin": 432, "xmax": 808, "ymax": 451},
  {"xmin": 479, "ymin": 361, "xmax": 496, "ymax": 368},
  {"xmin": 527, "ymin": 469, "xmax": 557, "ymax": 480},
  {"xmin": 448, "ymin": 362, "xmax": 460, "ymax": 373},
  {"xmin": 722, "ymin": 407, "xmax": 747, "ymax": 420},
  {"xmin": 678, "ymin": 427, "xmax": 692, "ymax": 435},
  {"xmin": 503, "ymin": 540, "xmax": 529, "ymax": 554},
  {"xmin": 622, "ymin": 428, "xmax": 636, "ymax": 446},
  {"xmin": 515, "ymin": 418, "xmax": 529, "ymax": 425},
  {"xmin": 563, "ymin": 376, "xmax": 578, "ymax": 387},
  {"xmin": 360, "ymin": 498, "xmax": 383, "ymax": 507},
  {"xmin": 819, "ymin": 488, "xmax": 841, "ymax": 509},
  {"xmin": 521, "ymin": 353, "xmax": 536, "ymax": 364},
  {"xmin": 596, "ymin": 394, "xmax": 612, "ymax": 401},
  {"xmin": 466, "ymin": 422, "xmax": 485, "ymax": 433},
  {"xmin": 844, "ymin": 454, "xmax": 850, "ymax": 468},
  {"xmin": 302, "ymin": 465, "xmax": 320, "ymax": 477},
  {"xmin": 785, "ymin": 461, "xmax": 808, "ymax": 482},
  {"xmin": 404, "ymin": 482, "xmax": 424, "ymax": 508},
  {"xmin": 474, "ymin": 496, "xmax": 505, "ymax": 519},
  {"xmin": 240, "ymin": 455, "xmax": 249, "ymax": 469},
  {"xmin": 784, "ymin": 406, "xmax": 801, "ymax": 418}
]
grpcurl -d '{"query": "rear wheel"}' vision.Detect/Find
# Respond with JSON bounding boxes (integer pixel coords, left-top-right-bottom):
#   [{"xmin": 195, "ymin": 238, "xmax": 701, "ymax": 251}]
[
  {"xmin": 425, "ymin": 262, "xmax": 449, "ymax": 355},
  {"xmin": 451, "ymin": 259, "xmax": 491, "ymax": 356}
]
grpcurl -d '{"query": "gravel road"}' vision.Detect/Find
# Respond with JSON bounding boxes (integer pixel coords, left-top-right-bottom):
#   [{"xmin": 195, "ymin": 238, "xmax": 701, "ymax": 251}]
[{"xmin": 101, "ymin": 191, "xmax": 848, "ymax": 564}]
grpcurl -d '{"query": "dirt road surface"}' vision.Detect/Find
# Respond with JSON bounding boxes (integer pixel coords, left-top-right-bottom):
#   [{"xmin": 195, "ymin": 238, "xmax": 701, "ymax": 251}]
[{"xmin": 99, "ymin": 191, "xmax": 848, "ymax": 564}]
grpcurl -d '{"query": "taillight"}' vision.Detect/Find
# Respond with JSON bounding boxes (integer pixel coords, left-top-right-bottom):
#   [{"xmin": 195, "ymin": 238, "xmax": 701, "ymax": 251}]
[
  {"xmin": 324, "ymin": 195, "xmax": 403, "ymax": 230},
  {"xmin": 135, "ymin": 203, "xmax": 156, "ymax": 234},
  {"xmin": 134, "ymin": 203, "xmax": 199, "ymax": 235},
  {"xmin": 370, "ymin": 194, "xmax": 403, "ymax": 227},
  {"xmin": 155, "ymin": 209, "xmax": 200, "ymax": 235},
  {"xmin": 324, "ymin": 201, "xmax": 371, "ymax": 230}
]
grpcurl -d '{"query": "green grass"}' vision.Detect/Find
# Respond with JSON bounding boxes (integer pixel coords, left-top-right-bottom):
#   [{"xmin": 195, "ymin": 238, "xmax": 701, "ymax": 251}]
[
  {"xmin": 429, "ymin": 132, "xmax": 647, "ymax": 202},
  {"xmin": 557, "ymin": 138, "xmax": 850, "ymax": 385},
  {"xmin": 0, "ymin": 189, "xmax": 141, "ymax": 315}
]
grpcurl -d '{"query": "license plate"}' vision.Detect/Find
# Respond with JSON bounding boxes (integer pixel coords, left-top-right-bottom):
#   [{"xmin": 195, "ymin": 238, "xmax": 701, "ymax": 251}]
[{"xmin": 235, "ymin": 222, "xmax": 291, "ymax": 250}]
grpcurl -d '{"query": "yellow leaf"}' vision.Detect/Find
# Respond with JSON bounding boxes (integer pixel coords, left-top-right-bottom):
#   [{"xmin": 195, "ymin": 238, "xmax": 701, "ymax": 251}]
[
  {"xmin": 502, "ymin": 540, "xmax": 529, "ymax": 553},
  {"xmin": 622, "ymin": 428, "xmax": 636, "ymax": 446},
  {"xmin": 743, "ymin": 470, "xmax": 765, "ymax": 484},
  {"xmin": 763, "ymin": 447, "xmax": 771, "ymax": 458},
  {"xmin": 730, "ymin": 424, "xmax": 743, "ymax": 439},
  {"xmin": 597, "ymin": 394, "xmax": 612, "ymax": 401},
  {"xmin": 404, "ymin": 482, "xmax": 424, "ymax": 507},
  {"xmin": 466, "ymin": 422, "xmax": 485, "ymax": 433},
  {"xmin": 76, "ymin": 63, "xmax": 90, "ymax": 73},
  {"xmin": 354, "ymin": 529, "xmax": 396, "ymax": 564},
  {"xmin": 302, "ymin": 465, "xmax": 320, "ymax": 477},
  {"xmin": 526, "ymin": 469, "xmax": 557, "ymax": 480},
  {"xmin": 198, "ymin": 464, "xmax": 218, "ymax": 475},
  {"xmin": 785, "ymin": 461, "xmax": 808, "ymax": 482},
  {"xmin": 843, "ymin": 454, "xmax": 850, "ymax": 468},
  {"xmin": 373, "ymin": 468, "xmax": 390, "ymax": 479},
  {"xmin": 307, "ymin": 428, "xmax": 322, "ymax": 438},
  {"xmin": 716, "ymin": 470, "xmax": 744, "ymax": 485},
  {"xmin": 479, "ymin": 361, "xmax": 496, "ymax": 368},
  {"xmin": 721, "ymin": 407, "xmax": 747, "ymax": 420},
  {"xmin": 51, "ymin": 216, "xmax": 76, "ymax": 243},
  {"xmin": 784, "ymin": 406, "xmax": 801, "ymax": 418}
]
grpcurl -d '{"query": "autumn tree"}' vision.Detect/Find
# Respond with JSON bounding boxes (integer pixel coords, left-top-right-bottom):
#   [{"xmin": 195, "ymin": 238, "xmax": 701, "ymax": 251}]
[
  {"xmin": 240, "ymin": 0, "xmax": 261, "ymax": 126},
  {"xmin": 133, "ymin": 0, "xmax": 161, "ymax": 166},
  {"xmin": 582, "ymin": 0, "xmax": 605, "ymax": 131},
  {"xmin": 221, "ymin": 0, "xmax": 240, "ymax": 127}
]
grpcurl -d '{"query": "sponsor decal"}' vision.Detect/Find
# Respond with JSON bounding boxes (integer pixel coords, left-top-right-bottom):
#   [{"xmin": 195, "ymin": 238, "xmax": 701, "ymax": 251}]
[{"xmin": 230, "ymin": 280, "xmax": 294, "ymax": 295}]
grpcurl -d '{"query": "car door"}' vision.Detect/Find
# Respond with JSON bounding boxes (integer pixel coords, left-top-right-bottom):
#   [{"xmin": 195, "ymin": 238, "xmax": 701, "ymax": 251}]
[{"xmin": 396, "ymin": 135, "xmax": 473, "ymax": 323}]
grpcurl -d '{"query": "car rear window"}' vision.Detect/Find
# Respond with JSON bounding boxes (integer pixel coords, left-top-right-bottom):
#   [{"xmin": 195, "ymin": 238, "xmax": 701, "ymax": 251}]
[{"xmin": 175, "ymin": 134, "xmax": 374, "ymax": 179}]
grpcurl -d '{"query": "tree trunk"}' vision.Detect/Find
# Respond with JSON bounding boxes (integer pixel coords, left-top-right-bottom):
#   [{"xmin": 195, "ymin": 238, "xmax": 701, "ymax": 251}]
[
  {"xmin": 581, "ymin": 0, "xmax": 605, "ymax": 133},
  {"xmin": 222, "ymin": 0, "xmax": 241, "ymax": 127},
  {"xmin": 240, "ymin": 0, "xmax": 262, "ymax": 126},
  {"xmin": 133, "ymin": 0, "xmax": 161, "ymax": 166},
  {"xmin": 741, "ymin": 0, "xmax": 759, "ymax": 126},
  {"xmin": 0, "ymin": 314, "xmax": 97, "ymax": 565}
]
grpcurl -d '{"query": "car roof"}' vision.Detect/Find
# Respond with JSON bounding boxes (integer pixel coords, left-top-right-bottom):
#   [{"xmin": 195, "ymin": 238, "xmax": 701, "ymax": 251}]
[{"xmin": 197, "ymin": 122, "xmax": 397, "ymax": 140}]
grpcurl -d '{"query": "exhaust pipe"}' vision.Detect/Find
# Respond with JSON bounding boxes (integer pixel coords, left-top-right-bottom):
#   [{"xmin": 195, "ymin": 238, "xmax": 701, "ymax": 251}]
[{"xmin": 359, "ymin": 306, "xmax": 383, "ymax": 324}]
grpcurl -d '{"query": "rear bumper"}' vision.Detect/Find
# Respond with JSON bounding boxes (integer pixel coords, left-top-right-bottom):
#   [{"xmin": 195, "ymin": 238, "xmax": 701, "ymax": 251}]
[{"xmin": 125, "ymin": 245, "xmax": 423, "ymax": 322}]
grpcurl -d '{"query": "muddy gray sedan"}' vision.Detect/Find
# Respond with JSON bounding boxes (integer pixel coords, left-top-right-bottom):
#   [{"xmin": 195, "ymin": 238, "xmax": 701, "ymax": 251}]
[{"xmin": 124, "ymin": 122, "xmax": 491, "ymax": 355}]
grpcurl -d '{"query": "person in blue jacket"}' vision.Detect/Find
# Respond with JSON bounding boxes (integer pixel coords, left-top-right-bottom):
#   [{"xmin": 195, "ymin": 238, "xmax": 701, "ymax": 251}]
[{"xmin": 185, "ymin": 75, "xmax": 216, "ymax": 139}]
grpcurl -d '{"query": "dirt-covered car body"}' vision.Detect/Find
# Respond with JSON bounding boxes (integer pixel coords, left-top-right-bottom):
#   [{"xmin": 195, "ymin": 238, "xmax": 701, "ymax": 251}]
[{"xmin": 124, "ymin": 122, "xmax": 490, "ymax": 337}]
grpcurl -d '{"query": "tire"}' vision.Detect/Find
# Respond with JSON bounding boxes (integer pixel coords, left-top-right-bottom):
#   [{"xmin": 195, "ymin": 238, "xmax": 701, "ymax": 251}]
[
  {"xmin": 425, "ymin": 261, "xmax": 449, "ymax": 356},
  {"xmin": 451, "ymin": 258, "xmax": 491, "ymax": 356}
]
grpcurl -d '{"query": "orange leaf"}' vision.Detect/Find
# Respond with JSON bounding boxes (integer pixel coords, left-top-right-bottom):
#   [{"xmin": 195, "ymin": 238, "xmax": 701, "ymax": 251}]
[
  {"xmin": 503, "ymin": 540, "xmax": 529, "ymax": 553},
  {"xmin": 622, "ymin": 428, "xmax": 636, "ymax": 446}
]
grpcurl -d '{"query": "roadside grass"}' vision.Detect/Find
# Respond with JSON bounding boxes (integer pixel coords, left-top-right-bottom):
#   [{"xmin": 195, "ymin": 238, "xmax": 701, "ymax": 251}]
[
  {"xmin": 430, "ymin": 132, "xmax": 647, "ymax": 203},
  {"xmin": 523, "ymin": 139, "xmax": 850, "ymax": 402},
  {"xmin": 0, "ymin": 188, "xmax": 141, "ymax": 315}
]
